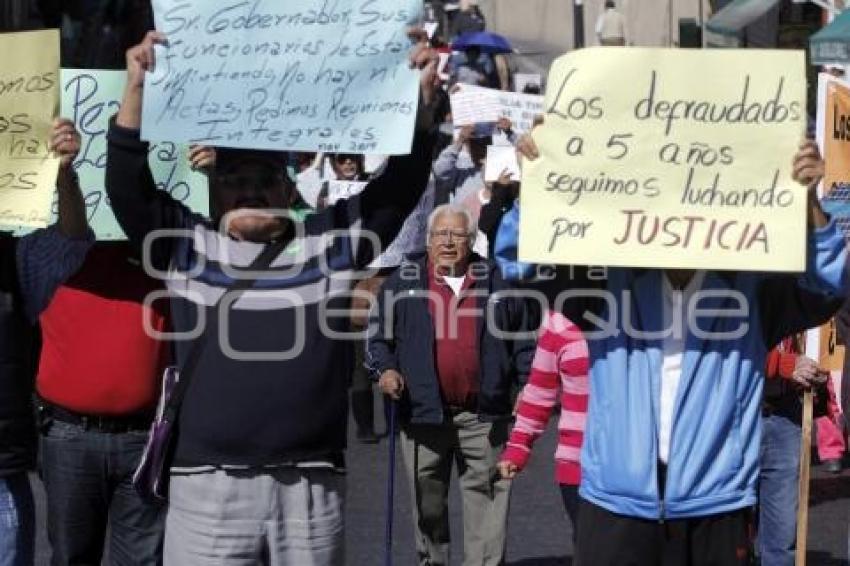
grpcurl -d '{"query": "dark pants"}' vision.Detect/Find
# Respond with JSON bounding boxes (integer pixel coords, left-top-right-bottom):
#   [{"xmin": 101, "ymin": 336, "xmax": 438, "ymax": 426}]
[
  {"xmin": 351, "ymin": 339, "xmax": 376, "ymax": 436},
  {"xmin": 39, "ymin": 421, "xmax": 164, "ymax": 566},
  {"xmin": 559, "ymin": 485, "xmax": 579, "ymax": 543},
  {"xmin": 575, "ymin": 500, "xmax": 751, "ymax": 566},
  {"xmin": 758, "ymin": 413, "xmax": 801, "ymax": 566}
]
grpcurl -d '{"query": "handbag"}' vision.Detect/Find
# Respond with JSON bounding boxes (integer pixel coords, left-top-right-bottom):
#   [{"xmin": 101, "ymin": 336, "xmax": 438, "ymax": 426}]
[{"xmin": 133, "ymin": 239, "xmax": 288, "ymax": 502}]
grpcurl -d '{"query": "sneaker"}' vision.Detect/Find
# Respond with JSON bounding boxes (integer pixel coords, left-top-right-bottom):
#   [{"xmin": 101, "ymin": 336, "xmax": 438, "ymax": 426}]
[{"xmin": 823, "ymin": 459, "xmax": 843, "ymax": 474}]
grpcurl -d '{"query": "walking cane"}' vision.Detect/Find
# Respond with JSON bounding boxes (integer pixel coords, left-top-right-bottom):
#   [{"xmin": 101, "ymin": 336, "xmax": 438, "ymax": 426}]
[
  {"xmin": 384, "ymin": 399, "xmax": 397, "ymax": 566},
  {"xmin": 795, "ymin": 388, "xmax": 814, "ymax": 566}
]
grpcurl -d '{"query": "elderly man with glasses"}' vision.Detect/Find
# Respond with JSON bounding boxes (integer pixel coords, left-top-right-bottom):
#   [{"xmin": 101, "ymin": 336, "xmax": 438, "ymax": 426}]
[{"xmin": 368, "ymin": 203, "xmax": 536, "ymax": 566}]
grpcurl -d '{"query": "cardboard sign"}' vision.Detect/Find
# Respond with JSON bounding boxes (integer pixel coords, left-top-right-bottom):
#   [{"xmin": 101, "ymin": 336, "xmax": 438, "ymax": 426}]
[
  {"xmin": 817, "ymin": 73, "xmax": 850, "ymax": 199},
  {"xmin": 519, "ymin": 48, "xmax": 807, "ymax": 272},
  {"xmin": 0, "ymin": 30, "xmax": 61, "ymax": 230},
  {"xmin": 813, "ymin": 72, "xmax": 849, "ymax": 376}
]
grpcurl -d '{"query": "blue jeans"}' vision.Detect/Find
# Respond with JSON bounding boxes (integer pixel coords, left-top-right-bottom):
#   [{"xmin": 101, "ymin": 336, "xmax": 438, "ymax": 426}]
[
  {"xmin": 40, "ymin": 420, "xmax": 165, "ymax": 566},
  {"xmin": 758, "ymin": 413, "xmax": 801, "ymax": 566},
  {"xmin": 0, "ymin": 474, "xmax": 34, "ymax": 566}
]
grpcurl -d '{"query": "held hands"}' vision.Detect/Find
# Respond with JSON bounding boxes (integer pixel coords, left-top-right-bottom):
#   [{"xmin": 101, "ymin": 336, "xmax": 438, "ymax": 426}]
[
  {"xmin": 497, "ymin": 460, "xmax": 519, "ymax": 480},
  {"xmin": 378, "ymin": 369, "xmax": 405, "ymax": 400},
  {"xmin": 49, "ymin": 118, "xmax": 81, "ymax": 171}
]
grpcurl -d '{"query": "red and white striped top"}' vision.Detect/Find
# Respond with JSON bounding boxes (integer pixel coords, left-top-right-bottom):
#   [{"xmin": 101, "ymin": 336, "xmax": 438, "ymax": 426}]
[{"xmin": 501, "ymin": 310, "xmax": 589, "ymax": 486}]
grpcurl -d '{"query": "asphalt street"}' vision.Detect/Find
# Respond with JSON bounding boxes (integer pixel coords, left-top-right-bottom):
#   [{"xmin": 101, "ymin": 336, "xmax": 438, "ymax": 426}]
[{"xmin": 30, "ymin": 408, "xmax": 850, "ymax": 565}]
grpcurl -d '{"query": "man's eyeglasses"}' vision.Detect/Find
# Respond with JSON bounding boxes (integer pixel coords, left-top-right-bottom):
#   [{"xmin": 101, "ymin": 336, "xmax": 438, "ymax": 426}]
[{"xmin": 430, "ymin": 230, "xmax": 472, "ymax": 243}]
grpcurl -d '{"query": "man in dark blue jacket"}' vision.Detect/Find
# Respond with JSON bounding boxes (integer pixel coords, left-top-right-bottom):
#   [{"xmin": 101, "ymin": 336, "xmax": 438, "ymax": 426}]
[{"xmin": 368, "ymin": 203, "xmax": 536, "ymax": 566}]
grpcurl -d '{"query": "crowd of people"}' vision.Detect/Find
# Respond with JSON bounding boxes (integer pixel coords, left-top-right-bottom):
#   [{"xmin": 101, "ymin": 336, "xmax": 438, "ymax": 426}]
[{"xmin": 1, "ymin": 2, "xmax": 850, "ymax": 566}]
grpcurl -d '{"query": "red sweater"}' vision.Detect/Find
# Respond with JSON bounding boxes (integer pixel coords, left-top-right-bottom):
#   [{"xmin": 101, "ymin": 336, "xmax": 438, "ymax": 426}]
[
  {"xmin": 427, "ymin": 265, "xmax": 480, "ymax": 408},
  {"xmin": 36, "ymin": 244, "xmax": 169, "ymax": 416},
  {"xmin": 502, "ymin": 311, "xmax": 589, "ymax": 485}
]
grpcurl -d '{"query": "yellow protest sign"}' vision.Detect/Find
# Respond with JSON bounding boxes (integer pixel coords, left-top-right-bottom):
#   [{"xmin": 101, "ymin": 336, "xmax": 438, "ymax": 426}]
[
  {"xmin": 519, "ymin": 48, "xmax": 807, "ymax": 272},
  {"xmin": 0, "ymin": 30, "xmax": 60, "ymax": 229}
]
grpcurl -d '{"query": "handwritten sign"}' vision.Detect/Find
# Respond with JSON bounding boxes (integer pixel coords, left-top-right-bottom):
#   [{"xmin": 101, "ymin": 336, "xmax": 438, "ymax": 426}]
[
  {"xmin": 450, "ymin": 84, "xmax": 500, "ymax": 126},
  {"xmin": 519, "ymin": 48, "xmax": 807, "ymax": 272},
  {"xmin": 811, "ymin": 74, "xmax": 849, "ymax": 375},
  {"xmin": 484, "ymin": 145, "xmax": 521, "ymax": 182},
  {"xmin": 8, "ymin": 70, "xmax": 209, "ymax": 237},
  {"xmin": 63, "ymin": 69, "xmax": 209, "ymax": 239},
  {"xmin": 0, "ymin": 30, "xmax": 61, "ymax": 230},
  {"xmin": 326, "ymin": 179, "xmax": 367, "ymax": 205},
  {"xmin": 450, "ymin": 84, "xmax": 544, "ymax": 134},
  {"xmin": 141, "ymin": 0, "xmax": 421, "ymax": 155},
  {"xmin": 817, "ymin": 73, "xmax": 850, "ymax": 199}
]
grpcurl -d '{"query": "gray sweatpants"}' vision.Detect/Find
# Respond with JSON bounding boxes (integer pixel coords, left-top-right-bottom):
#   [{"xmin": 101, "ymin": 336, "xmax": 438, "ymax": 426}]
[
  {"xmin": 401, "ymin": 411, "xmax": 511, "ymax": 566},
  {"xmin": 163, "ymin": 468, "xmax": 344, "ymax": 566}
]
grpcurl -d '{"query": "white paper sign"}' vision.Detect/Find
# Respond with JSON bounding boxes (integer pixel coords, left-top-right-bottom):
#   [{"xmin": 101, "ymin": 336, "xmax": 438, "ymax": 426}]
[
  {"xmin": 450, "ymin": 84, "xmax": 544, "ymax": 134},
  {"xmin": 450, "ymin": 84, "xmax": 501, "ymax": 126},
  {"xmin": 484, "ymin": 145, "xmax": 521, "ymax": 182}
]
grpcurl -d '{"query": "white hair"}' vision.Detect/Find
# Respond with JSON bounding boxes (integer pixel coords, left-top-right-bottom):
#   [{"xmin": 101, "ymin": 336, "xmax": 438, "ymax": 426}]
[{"xmin": 426, "ymin": 203, "xmax": 476, "ymax": 246}]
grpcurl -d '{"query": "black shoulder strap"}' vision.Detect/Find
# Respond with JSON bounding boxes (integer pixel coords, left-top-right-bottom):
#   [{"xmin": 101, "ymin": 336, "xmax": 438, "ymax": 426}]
[{"xmin": 163, "ymin": 239, "xmax": 288, "ymax": 420}]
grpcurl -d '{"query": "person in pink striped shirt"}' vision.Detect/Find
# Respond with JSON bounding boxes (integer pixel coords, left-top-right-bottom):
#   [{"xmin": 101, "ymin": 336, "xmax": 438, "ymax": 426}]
[{"xmin": 497, "ymin": 309, "xmax": 589, "ymax": 537}]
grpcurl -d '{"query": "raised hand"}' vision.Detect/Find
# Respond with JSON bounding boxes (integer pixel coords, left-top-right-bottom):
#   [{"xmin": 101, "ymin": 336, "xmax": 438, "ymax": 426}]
[
  {"xmin": 49, "ymin": 118, "xmax": 81, "ymax": 170},
  {"xmin": 189, "ymin": 145, "xmax": 217, "ymax": 174}
]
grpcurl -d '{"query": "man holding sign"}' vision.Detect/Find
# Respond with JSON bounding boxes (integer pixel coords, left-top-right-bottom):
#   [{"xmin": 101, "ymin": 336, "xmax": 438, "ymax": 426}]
[
  {"xmin": 494, "ymin": 48, "xmax": 850, "ymax": 565},
  {"xmin": 106, "ymin": 19, "xmax": 440, "ymax": 565}
]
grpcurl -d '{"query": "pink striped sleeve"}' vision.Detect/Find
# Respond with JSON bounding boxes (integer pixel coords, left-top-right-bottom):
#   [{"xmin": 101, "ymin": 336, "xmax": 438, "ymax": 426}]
[{"xmin": 501, "ymin": 312, "xmax": 566, "ymax": 471}]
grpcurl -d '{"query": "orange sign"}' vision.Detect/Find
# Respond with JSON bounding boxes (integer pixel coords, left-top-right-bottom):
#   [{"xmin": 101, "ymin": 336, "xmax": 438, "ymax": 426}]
[
  {"xmin": 823, "ymin": 77, "xmax": 850, "ymax": 196},
  {"xmin": 818, "ymin": 318, "xmax": 845, "ymax": 372}
]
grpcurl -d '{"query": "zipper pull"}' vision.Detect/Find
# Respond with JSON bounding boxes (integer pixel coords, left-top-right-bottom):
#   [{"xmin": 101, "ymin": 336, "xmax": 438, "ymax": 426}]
[{"xmin": 658, "ymin": 500, "xmax": 666, "ymax": 524}]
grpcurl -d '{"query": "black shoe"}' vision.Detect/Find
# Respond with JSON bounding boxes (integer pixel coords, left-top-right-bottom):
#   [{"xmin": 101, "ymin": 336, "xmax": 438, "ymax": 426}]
[
  {"xmin": 356, "ymin": 430, "xmax": 380, "ymax": 444},
  {"xmin": 824, "ymin": 459, "xmax": 843, "ymax": 474}
]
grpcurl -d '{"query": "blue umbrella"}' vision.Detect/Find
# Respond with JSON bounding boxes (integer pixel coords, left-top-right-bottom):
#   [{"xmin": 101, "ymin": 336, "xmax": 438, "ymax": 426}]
[{"xmin": 452, "ymin": 31, "xmax": 513, "ymax": 54}]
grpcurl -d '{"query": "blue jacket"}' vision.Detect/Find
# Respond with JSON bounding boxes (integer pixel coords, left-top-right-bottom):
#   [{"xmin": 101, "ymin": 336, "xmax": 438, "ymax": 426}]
[
  {"xmin": 366, "ymin": 255, "xmax": 537, "ymax": 425},
  {"xmin": 495, "ymin": 203, "xmax": 848, "ymax": 519}
]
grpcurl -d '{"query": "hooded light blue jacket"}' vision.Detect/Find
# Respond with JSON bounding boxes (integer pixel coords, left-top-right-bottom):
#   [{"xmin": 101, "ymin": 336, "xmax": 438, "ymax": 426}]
[{"xmin": 495, "ymin": 202, "xmax": 848, "ymax": 519}]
